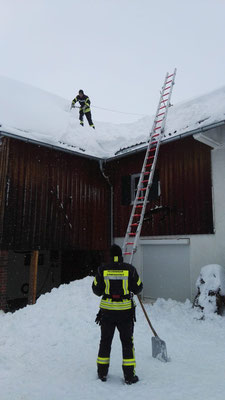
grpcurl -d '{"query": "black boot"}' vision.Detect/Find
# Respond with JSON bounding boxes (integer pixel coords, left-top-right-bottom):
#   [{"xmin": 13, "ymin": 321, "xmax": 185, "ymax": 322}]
[
  {"xmin": 125, "ymin": 375, "xmax": 139, "ymax": 385},
  {"xmin": 98, "ymin": 364, "xmax": 108, "ymax": 382},
  {"xmin": 98, "ymin": 374, "xmax": 107, "ymax": 382}
]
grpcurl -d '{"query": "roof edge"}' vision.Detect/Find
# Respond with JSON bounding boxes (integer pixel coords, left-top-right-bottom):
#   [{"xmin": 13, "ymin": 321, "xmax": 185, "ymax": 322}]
[
  {"xmin": 1, "ymin": 119, "xmax": 225, "ymax": 163},
  {"xmin": 0, "ymin": 129, "xmax": 101, "ymax": 161},
  {"xmin": 104, "ymin": 119, "xmax": 225, "ymax": 162}
]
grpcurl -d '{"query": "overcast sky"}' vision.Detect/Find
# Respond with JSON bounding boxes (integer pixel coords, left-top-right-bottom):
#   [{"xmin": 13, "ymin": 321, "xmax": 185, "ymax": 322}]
[{"xmin": 1, "ymin": 0, "xmax": 225, "ymax": 123}]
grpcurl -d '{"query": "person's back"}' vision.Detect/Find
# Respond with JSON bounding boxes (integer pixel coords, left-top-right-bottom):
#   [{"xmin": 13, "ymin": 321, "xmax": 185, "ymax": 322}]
[{"xmin": 92, "ymin": 244, "xmax": 143, "ymax": 384}]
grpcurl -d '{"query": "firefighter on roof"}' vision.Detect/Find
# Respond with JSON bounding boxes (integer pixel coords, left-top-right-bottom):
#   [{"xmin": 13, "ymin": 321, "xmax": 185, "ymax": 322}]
[
  {"xmin": 92, "ymin": 244, "xmax": 143, "ymax": 384},
  {"xmin": 71, "ymin": 89, "xmax": 95, "ymax": 129}
]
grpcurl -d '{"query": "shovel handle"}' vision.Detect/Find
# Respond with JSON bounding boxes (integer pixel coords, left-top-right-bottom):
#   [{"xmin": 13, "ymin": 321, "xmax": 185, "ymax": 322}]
[{"xmin": 137, "ymin": 295, "xmax": 158, "ymax": 337}]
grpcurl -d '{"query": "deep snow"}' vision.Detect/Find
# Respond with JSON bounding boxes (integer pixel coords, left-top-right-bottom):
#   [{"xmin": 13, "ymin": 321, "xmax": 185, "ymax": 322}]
[
  {"xmin": 1, "ymin": 75, "xmax": 225, "ymax": 159},
  {"xmin": 1, "ymin": 276, "xmax": 225, "ymax": 400}
]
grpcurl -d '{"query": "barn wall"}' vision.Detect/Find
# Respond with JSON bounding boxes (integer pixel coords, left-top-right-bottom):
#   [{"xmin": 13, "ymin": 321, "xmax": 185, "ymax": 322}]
[
  {"xmin": 1, "ymin": 138, "xmax": 110, "ymax": 252},
  {"xmin": 107, "ymin": 136, "xmax": 213, "ymax": 237},
  {"xmin": 0, "ymin": 137, "xmax": 10, "ymax": 243}
]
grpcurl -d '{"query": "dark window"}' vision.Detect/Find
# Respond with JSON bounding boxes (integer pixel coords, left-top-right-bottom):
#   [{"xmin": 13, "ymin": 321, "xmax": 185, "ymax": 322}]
[
  {"xmin": 121, "ymin": 170, "xmax": 160, "ymax": 205},
  {"xmin": 121, "ymin": 175, "xmax": 131, "ymax": 205}
]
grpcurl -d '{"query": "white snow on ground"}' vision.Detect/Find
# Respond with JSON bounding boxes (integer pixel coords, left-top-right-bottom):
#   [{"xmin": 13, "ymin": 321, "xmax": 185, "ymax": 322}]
[
  {"xmin": 1, "ymin": 75, "xmax": 225, "ymax": 158},
  {"xmin": 1, "ymin": 276, "xmax": 225, "ymax": 400}
]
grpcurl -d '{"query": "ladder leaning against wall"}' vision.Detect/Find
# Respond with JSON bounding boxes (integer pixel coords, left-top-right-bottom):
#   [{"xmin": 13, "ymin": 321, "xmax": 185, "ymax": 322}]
[{"xmin": 122, "ymin": 69, "xmax": 177, "ymax": 265}]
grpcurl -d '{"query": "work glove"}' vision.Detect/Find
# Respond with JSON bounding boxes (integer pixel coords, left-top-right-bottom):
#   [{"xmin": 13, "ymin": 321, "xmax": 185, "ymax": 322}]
[{"xmin": 95, "ymin": 310, "xmax": 102, "ymax": 325}]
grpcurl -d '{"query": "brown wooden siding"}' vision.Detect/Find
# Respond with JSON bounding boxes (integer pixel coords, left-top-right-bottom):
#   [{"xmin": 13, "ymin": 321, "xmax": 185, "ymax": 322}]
[
  {"xmin": 1, "ymin": 138, "xmax": 110, "ymax": 251},
  {"xmin": 107, "ymin": 136, "xmax": 214, "ymax": 237},
  {"xmin": 0, "ymin": 137, "xmax": 10, "ymax": 243}
]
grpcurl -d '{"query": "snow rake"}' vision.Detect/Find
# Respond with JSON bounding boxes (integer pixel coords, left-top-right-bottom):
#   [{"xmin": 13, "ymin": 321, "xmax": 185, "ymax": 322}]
[{"xmin": 137, "ymin": 295, "xmax": 168, "ymax": 362}]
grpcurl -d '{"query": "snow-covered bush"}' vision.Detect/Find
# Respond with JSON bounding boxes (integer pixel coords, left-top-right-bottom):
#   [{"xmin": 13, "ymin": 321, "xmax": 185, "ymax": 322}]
[{"xmin": 193, "ymin": 264, "xmax": 225, "ymax": 316}]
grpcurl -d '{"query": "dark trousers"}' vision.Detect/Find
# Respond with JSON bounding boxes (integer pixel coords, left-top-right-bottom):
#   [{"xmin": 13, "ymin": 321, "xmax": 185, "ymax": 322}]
[
  {"xmin": 97, "ymin": 310, "xmax": 136, "ymax": 379},
  {"xmin": 79, "ymin": 109, "xmax": 94, "ymax": 127}
]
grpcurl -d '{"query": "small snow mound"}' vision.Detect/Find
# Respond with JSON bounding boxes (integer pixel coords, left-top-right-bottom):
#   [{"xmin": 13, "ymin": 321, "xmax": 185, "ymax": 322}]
[
  {"xmin": 196, "ymin": 264, "xmax": 225, "ymax": 295},
  {"xmin": 194, "ymin": 264, "xmax": 225, "ymax": 315}
]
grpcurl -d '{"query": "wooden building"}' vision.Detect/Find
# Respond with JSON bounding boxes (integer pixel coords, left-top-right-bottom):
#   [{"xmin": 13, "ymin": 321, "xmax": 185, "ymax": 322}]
[
  {"xmin": 106, "ymin": 136, "xmax": 213, "ymax": 238},
  {"xmin": 0, "ymin": 136, "xmax": 111, "ymax": 311},
  {"xmin": 0, "ymin": 119, "xmax": 225, "ymax": 310}
]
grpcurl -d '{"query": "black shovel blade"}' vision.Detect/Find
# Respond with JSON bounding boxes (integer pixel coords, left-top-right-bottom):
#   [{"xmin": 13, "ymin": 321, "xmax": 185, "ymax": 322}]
[{"xmin": 151, "ymin": 336, "xmax": 168, "ymax": 362}]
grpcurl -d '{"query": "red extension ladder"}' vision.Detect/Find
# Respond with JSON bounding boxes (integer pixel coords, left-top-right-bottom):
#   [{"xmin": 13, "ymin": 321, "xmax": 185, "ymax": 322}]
[{"xmin": 122, "ymin": 69, "xmax": 177, "ymax": 264}]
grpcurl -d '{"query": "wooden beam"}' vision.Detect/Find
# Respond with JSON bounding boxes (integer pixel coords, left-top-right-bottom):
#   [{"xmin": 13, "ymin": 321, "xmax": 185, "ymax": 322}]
[
  {"xmin": 28, "ymin": 250, "xmax": 39, "ymax": 305},
  {"xmin": 0, "ymin": 250, "xmax": 8, "ymax": 311}
]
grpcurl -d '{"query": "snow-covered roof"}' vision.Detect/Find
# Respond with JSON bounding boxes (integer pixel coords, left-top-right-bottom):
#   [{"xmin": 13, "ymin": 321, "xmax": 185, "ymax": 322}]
[{"xmin": 0, "ymin": 75, "xmax": 225, "ymax": 159}]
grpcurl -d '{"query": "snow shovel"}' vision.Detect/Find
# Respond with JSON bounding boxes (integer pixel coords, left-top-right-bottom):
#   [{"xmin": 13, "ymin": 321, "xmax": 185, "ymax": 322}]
[{"xmin": 137, "ymin": 295, "xmax": 169, "ymax": 362}]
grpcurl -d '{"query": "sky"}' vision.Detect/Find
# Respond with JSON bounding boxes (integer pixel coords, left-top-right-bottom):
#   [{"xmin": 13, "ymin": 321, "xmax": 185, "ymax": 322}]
[{"xmin": 1, "ymin": 0, "xmax": 225, "ymax": 123}]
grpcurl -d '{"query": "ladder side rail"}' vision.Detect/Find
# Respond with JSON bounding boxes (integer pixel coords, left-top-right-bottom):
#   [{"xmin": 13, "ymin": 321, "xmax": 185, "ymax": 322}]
[
  {"xmin": 128, "ymin": 139, "xmax": 162, "ymax": 263},
  {"xmin": 123, "ymin": 73, "xmax": 171, "ymax": 253},
  {"xmin": 123, "ymin": 134, "xmax": 161, "ymax": 263},
  {"xmin": 130, "ymin": 71, "xmax": 171, "ymax": 202},
  {"xmin": 122, "ymin": 69, "xmax": 176, "ymax": 264},
  {"xmin": 158, "ymin": 68, "xmax": 176, "ymax": 134}
]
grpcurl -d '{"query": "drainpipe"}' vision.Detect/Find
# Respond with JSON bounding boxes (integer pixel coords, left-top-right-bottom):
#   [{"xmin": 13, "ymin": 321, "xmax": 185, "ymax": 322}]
[{"xmin": 99, "ymin": 160, "xmax": 114, "ymax": 245}]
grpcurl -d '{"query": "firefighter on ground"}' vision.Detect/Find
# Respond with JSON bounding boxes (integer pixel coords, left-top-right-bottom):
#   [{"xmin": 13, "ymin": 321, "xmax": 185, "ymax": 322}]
[
  {"xmin": 71, "ymin": 89, "xmax": 95, "ymax": 129},
  {"xmin": 92, "ymin": 244, "xmax": 143, "ymax": 384}
]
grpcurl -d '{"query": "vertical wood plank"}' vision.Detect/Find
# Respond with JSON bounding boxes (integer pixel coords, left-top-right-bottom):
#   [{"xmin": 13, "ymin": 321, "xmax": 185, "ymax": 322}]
[{"xmin": 28, "ymin": 250, "xmax": 39, "ymax": 305}]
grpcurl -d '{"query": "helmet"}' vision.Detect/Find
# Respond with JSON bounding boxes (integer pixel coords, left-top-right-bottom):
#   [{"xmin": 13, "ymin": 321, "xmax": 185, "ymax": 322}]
[
  {"xmin": 79, "ymin": 89, "xmax": 84, "ymax": 95},
  {"xmin": 110, "ymin": 244, "xmax": 123, "ymax": 262}
]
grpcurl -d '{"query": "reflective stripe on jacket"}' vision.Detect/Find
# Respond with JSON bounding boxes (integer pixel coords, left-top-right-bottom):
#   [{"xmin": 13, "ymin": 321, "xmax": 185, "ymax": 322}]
[
  {"xmin": 92, "ymin": 260, "xmax": 143, "ymax": 311},
  {"xmin": 72, "ymin": 94, "xmax": 91, "ymax": 113}
]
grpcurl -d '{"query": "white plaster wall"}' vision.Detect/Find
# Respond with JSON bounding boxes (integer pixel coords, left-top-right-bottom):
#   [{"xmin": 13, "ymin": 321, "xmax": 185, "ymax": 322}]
[
  {"xmin": 211, "ymin": 147, "xmax": 225, "ymax": 260},
  {"xmin": 114, "ymin": 146, "xmax": 225, "ymax": 302}
]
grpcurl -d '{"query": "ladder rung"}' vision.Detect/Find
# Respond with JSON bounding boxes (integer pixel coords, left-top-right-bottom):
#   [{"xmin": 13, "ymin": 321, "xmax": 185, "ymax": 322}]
[
  {"xmin": 157, "ymin": 112, "xmax": 165, "ymax": 117},
  {"xmin": 122, "ymin": 70, "xmax": 176, "ymax": 262}
]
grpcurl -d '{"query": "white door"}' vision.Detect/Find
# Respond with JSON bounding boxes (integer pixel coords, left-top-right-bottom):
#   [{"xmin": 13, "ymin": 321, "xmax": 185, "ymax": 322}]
[{"xmin": 142, "ymin": 239, "xmax": 190, "ymax": 302}]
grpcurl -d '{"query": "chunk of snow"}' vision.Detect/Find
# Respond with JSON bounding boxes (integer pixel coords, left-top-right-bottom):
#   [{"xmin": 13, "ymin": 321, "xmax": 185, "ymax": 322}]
[{"xmin": 195, "ymin": 264, "xmax": 225, "ymax": 314}]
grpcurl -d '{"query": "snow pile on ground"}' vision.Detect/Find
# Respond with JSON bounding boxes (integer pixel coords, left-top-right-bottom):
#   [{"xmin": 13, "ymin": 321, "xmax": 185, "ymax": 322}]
[
  {"xmin": 194, "ymin": 264, "xmax": 225, "ymax": 314},
  {"xmin": 1, "ymin": 276, "xmax": 225, "ymax": 400},
  {"xmin": 1, "ymin": 75, "xmax": 225, "ymax": 159}
]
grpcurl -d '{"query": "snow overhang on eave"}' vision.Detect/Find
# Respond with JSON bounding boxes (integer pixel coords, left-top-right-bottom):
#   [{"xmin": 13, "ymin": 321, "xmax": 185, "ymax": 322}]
[
  {"xmin": 104, "ymin": 119, "xmax": 225, "ymax": 162},
  {"xmin": 0, "ymin": 129, "xmax": 101, "ymax": 161}
]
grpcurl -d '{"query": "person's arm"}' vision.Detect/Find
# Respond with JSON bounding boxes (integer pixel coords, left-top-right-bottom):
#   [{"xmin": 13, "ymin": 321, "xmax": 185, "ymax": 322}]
[
  {"xmin": 130, "ymin": 266, "xmax": 143, "ymax": 295},
  {"xmin": 71, "ymin": 96, "xmax": 78, "ymax": 109},
  {"xmin": 92, "ymin": 267, "xmax": 105, "ymax": 296}
]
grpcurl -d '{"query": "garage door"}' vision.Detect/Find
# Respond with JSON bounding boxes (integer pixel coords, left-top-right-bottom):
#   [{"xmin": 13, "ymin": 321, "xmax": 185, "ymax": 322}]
[{"xmin": 142, "ymin": 239, "xmax": 190, "ymax": 302}]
